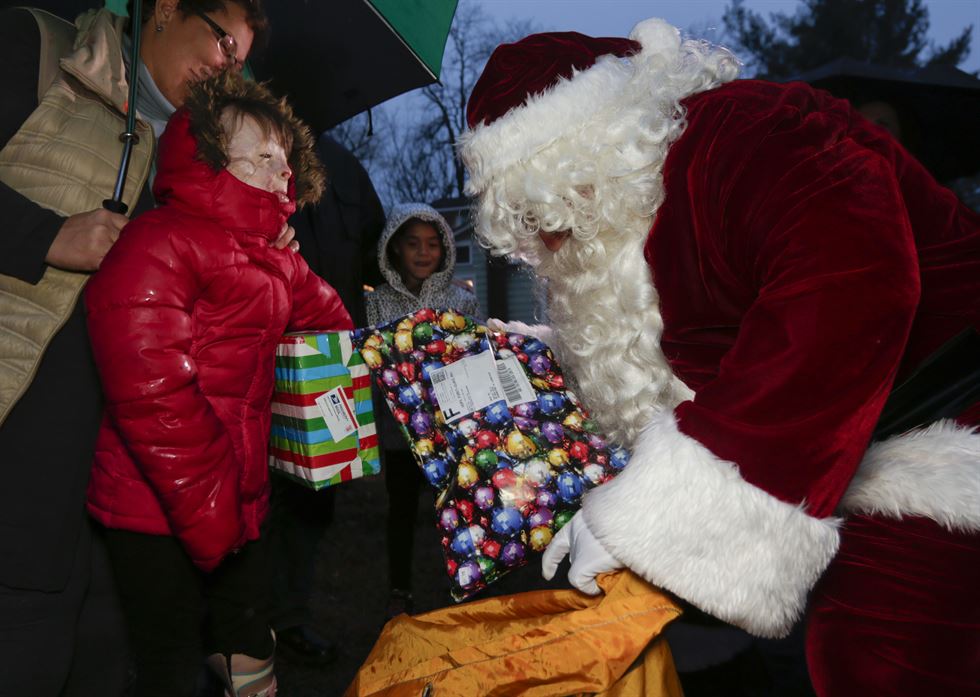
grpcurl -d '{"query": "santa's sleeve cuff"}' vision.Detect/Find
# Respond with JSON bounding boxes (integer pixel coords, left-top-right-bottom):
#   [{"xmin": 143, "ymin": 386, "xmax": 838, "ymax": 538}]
[
  {"xmin": 582, "ymin": 411, "xmax": 840, "ymax": 638},
  {"xmin": 838, "ymin": 419, "xmax": 980, "ymax": 532}
]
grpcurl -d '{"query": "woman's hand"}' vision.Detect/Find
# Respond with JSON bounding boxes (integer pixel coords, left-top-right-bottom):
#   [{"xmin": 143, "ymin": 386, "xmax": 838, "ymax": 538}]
[
  {"xmin": 272, "ymin": 222, "xmax": 300, "ymax": 252},
  {"xmin": 46, "ymin": 208, "xmax": 128, "ymax": 271}
]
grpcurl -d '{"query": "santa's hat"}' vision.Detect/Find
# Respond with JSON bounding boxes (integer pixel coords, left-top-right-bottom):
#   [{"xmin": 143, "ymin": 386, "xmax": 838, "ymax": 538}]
[{"xmin": 460, "ymin": 19, "xmax": 684, "ymax": 193}]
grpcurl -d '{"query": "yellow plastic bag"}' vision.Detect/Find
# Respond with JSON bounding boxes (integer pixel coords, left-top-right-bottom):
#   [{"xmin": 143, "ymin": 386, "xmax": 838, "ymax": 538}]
[{"xmin": 345, "ymin": 571, "xmax": 683, "ymax": 697}]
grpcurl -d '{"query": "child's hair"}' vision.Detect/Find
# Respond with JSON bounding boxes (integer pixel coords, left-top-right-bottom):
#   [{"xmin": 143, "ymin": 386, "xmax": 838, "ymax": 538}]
[
  {"xmin": 183, "ymin": 72, "xmax": 325, "ymax": 206},
  {"xmin": 387, "ymin": 217, "xmax": 446, "ymax": 274}
]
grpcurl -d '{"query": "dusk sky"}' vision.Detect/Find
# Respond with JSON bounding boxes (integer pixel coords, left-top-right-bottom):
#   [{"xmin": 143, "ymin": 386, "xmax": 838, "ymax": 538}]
[
  {"xmin": 481, "ymin": 0, "xmax": 980, "ymax": 74},
  {"xmin": 363, "ymin": 0, "xmax": 978, "ymax": 202}
]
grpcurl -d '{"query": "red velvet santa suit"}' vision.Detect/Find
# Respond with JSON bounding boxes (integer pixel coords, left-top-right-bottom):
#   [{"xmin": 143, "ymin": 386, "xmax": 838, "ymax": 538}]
[
  {"xmin": 634, "ymin": 78, "xmax": 980, "ymax": 695},
  {"xmin": 461, "ymin": 19, "xmax": 980, "ymax": 696}
]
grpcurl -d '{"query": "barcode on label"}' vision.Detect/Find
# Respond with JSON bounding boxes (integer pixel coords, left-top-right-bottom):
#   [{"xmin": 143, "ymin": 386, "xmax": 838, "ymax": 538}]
[
  {"xmin": 497, "ymin": 361, "xmax": 522, "ymax": 404},
  {"xmin": 431, "ymin": 370, "xmax": 448, "ymax": 385},
  {"xmin": 495, "ymin": 355, "xmax": 537, "ymax": 407}
]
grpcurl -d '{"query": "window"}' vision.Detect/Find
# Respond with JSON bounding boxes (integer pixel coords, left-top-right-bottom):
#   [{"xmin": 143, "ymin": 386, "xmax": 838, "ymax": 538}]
[{"xmin": 455, "ymin": 240, "xmax": 471, "ymax": 265}]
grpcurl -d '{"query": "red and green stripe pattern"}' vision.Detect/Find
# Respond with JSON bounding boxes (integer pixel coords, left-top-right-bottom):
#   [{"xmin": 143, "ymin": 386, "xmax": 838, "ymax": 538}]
[{"xmin": 270, "ymin": 331, "xmax": 380, "ymax": 489}]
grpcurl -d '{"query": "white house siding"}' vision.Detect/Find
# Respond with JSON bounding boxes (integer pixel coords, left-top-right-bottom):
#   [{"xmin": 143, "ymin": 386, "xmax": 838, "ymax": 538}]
[{"xmin": 433, "ymin": 197, "xmax": 547, "ymax": 325}]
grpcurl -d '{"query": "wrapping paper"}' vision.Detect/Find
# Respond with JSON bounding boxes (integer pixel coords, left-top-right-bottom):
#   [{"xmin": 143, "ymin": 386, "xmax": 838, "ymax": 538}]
[
  {"xmin": 270, "ymin": 331, "xmax": 380, "ymax": 489},
  {"xmin": 353, "ymin": 309, "xmax": 629, "ymax": 600}
]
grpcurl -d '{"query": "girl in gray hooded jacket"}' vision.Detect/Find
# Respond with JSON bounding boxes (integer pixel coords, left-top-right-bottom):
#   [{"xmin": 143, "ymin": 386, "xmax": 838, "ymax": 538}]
[{"xmin": 366, "ymin": 203, "xmax": 480, "ymax": 617}]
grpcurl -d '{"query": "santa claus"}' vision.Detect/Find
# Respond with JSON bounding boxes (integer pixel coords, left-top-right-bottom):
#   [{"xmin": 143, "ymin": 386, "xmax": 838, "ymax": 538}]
[{"xmin": 459, "ymin": 18, "xmax": 980, "ymax": 696}]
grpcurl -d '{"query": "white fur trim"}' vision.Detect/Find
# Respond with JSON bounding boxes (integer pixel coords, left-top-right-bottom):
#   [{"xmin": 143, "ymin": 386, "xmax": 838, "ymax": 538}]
[
  {"xmin": 582, "ymin": 412, "xmax": 840, "ymax": 638},
  {"xmin": 839, "ymin": 420, "xmax": 980, "ymax": 532},
  {"xmin": 486, "ymin": 318, "xmax": 553, "ymax": 344},
  {"xmin": 460, "ymin": 19, "xmax": 681, "ymax": 194}
]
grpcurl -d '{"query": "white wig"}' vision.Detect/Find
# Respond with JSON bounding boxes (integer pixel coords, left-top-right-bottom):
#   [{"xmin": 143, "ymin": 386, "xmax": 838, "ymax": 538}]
[{"xmin": 460, "ymin": 19, "xmax": 738, "ymax": 446}]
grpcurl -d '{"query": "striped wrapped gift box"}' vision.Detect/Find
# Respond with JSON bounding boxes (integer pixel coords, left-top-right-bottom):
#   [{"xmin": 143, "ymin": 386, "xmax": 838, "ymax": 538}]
[{"xmin": 270, "ymin": 331, "xmax": 380, "ymax": 489}]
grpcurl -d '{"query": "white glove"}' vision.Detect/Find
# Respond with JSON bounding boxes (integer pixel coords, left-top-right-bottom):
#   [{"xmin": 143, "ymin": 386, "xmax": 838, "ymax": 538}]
[
  {"xmin": 541, "ymin": 511, "xmax": 623, "ymax": 595},
  {"xmin": 485, "ymin": 318, "xmax": 554, "ymax": 345}
]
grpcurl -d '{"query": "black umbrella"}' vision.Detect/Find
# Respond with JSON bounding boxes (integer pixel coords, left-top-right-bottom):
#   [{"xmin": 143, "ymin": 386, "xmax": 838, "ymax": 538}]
[
  {"xmin": 249, "ymin": 0, "xmax": 458, "ymax": 133},
  {"xmin": 7, "ymin": 0, "xmax": 459, "ymax": 200}
]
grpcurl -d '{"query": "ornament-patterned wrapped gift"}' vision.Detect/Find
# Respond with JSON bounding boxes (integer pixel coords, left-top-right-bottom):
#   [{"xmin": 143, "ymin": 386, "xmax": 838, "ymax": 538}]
[
  {"xmin": 270, "ymin": 331, "xmax": 380, "ymax": 489},
  {"xmin": 352, "ymin": 309, "xmax": 629, "ymax": 600}
]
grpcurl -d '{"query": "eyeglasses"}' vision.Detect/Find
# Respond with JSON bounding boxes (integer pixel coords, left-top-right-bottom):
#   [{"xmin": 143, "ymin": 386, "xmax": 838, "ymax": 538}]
[{"xmin": 192, "ymin": 9, "xmax": 241, "ymax": 69}]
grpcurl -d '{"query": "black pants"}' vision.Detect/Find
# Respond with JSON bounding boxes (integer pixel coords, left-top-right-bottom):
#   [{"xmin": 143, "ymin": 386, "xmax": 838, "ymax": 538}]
[
  {"xmin": 384, "ymin": 449, "xmax": 426, "ymax": 591},
  {"xmin": 0, "ymin": 518, "xmax": 129, "ymax": 697},
  {"xmin": 266, "ymin": 474, "xmax": 336, "ymax": 630},
  {"xmin": 104, "ymin": 529, "xmax": 274, "ymax": 697}
]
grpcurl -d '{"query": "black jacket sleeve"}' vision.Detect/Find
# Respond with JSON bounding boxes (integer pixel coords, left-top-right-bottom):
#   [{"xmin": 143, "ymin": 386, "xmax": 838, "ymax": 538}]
[
  {"xmin": 0, "ymin": 8, "xmax": 68, "ymax": 284},
  {"xmin": 291, "ymin": 134, "xmax": 385, "ymax": 326}
]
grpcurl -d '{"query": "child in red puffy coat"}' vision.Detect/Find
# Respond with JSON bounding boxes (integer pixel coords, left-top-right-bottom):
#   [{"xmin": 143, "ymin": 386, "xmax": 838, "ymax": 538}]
[{"xmin": 84, "ymin": 73, "xmax": 351, "ymax": 697}]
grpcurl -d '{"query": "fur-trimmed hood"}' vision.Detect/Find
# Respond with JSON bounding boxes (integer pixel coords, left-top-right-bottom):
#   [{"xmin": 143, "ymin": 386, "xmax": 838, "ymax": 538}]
[
  {"xmin": 182, "ymin": 72, "xmax": 324, "ymax": 207},
  {"xmin": 154, "ymin": 108, "xmax": 290, "ymax": 243}
]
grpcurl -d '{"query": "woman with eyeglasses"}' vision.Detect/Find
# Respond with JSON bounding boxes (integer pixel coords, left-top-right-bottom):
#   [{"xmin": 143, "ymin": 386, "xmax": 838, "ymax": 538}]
[
  {"xmin": 135, "ymin": 0, "xmax": 256, "ymax": 106},
  {"xmin": 0, "ymin": 2, "xmax": 290, "ymax": 696}
]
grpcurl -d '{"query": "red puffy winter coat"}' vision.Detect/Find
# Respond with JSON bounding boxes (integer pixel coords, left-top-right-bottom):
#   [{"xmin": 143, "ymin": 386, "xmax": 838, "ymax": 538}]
[{"xmin": 85, "ymin": 110, "xmax": 352, "ymax": 571}]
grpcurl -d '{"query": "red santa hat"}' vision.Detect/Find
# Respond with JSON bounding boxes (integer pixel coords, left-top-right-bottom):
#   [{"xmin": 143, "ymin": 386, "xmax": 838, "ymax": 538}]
[{"xmin": 460, "ymin": 19, "xmax": 684, "ymax": 193}]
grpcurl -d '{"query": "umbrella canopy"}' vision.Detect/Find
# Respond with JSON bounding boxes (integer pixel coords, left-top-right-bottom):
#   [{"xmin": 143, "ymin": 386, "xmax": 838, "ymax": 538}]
[
  {"xmin": 789, "ymin": 58, "xmax": 980, "ymax": 182},
  {"xmin": 249, "ymin": 0, "xmax": 458, "ymax": 133},
  {"xmin": 13, "ymin": 0, "xmax": 458, "ymax": 133}
]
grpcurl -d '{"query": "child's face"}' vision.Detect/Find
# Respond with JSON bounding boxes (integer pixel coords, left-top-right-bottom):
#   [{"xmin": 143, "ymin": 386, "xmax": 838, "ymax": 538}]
[
  {"xmin": 394, "ymin": 222, "xmax": 443, "ymax": 286},
  {"xmin": 221, "ymin": 110, "xmax": 292, "ymax": 201}
]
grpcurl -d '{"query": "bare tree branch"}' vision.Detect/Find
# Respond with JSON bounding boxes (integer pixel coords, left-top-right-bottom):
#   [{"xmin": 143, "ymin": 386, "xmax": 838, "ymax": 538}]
[{"xmin": 352, "ymin": 0, "xmax": 539, "ymax": 207}]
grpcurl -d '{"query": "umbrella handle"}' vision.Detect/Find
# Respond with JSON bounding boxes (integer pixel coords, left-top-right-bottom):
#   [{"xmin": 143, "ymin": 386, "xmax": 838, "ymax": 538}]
[
  {"xmin": 102, "ymin": 199, "xmax": 128, "ymax": 214},
  {"xmin": 103, "ymin": 129, "xmax": 141, "ymax": 215},
  {"xmin": 105, "ymin": 0, "xmax": 143, "ymax": 215}
]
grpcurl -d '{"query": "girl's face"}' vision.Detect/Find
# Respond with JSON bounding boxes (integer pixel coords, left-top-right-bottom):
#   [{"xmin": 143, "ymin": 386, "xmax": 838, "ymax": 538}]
[
  {"xmin": 394, "ymin": 222, "xmax": 443, "ymax": 289},
  {"xmin": 222, "ymin": 111, "xmax": 292, "ymax": 201}
]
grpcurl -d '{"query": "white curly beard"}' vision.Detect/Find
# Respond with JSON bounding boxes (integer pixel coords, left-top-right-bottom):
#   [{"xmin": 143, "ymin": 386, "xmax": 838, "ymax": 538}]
[{"xmin": 537, "ymin": 221, "xmax": 693, "ymax": 450}]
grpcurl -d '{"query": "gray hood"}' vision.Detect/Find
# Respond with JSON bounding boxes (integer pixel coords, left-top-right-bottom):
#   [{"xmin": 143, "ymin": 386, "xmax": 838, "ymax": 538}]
[
  {"xmin": 367, "ymin": 203, "xmax": 482, "ymax": 451},
  {"xmin": 366, "ymin": 202, "xmax": 480, "ymax": 327},
  {"xmin": 377, "ymin": 202, "xmax": 457, "ymax": 301}
]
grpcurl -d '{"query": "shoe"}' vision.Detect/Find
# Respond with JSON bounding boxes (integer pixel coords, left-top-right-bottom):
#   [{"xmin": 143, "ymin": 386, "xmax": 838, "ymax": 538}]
[
  {"xmin": 206, "ymin": 651, "xmax": 277, "ymax": 697},
  {"xmin": 384, "ymin": 588, "xmax": 414, "ymax": 620},
  {"xmin": 275, "ymin": 625, "xmax": 338, "ymax": 665}
]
